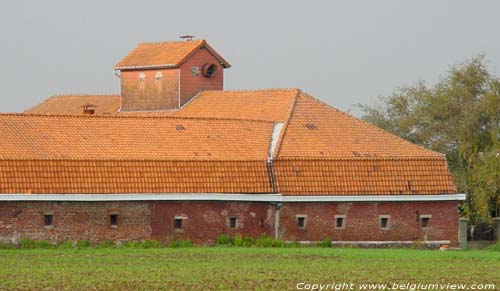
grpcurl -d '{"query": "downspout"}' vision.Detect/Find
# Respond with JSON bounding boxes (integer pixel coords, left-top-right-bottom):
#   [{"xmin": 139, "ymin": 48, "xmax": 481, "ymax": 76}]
[{"xmin": 267, "ymin": 122, "xmax": 284, "ymax": 239}]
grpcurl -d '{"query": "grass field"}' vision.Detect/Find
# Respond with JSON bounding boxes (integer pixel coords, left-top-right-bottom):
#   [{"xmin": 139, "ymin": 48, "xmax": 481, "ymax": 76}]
[{"xmin": 0, "ymin": 247, "xmax": 499, "ymax": 291}]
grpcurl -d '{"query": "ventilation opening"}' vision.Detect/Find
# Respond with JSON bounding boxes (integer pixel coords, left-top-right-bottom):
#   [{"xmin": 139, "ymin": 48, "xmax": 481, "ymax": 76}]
[
  {"xmin": 110, "ymin": 214, "xmax": 119, "ymax": 227},
  {"xmin": 379, "ymin": 215, "xmax": 390, "ymax": 230},
  {"xmin": 296, "ymin": 215, "xmax": 307, "ymax": 229},
  {"xmin": 304, "ymin": 124, "xmax": 317, "ymax": 130},
  {"xmin": 335, "ymin": 216, "xmax": 345, "ymax": 229},
  {"xmin": 421, "ymin": 216, "xmax": 431, "ymax": 228},
  {"xmin": 202, "ymin": 63, "xmax": 217, "ymax": 78},
  {"xmin": 44, "ymin": 214, "xmax": 53, "ymax": 226},
  {"xmin": 229, "ymin": 217, "xmax": 238, "ymax": 229},
  {"xmin": 174, "ymin": 218, "xmax": 183, "ymax": 229}
]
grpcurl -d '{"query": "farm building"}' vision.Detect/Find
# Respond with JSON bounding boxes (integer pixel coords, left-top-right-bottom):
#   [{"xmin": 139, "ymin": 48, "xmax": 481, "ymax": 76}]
[{"xmin": 0, "ymin": 38, "xmax": 465, "ymax": 246}]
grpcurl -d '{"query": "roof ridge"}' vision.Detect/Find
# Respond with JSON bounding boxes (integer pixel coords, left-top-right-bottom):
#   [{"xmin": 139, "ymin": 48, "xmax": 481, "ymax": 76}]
[
  {"xmin": 297, "ymin": 91, "xmax": 445, "ymax": 158},
  {"xmin": 138, "ymin": 39, "xmax": 205, "ymax": 46},
  {"xmin": 203, "ymin": 88, "xmax": 300, "ymax": 94},
  {"xmin": 272, "ymin": 89, "xmax": 301, "ymax": 158},
  {"xmin": 48, "ymin": 94, "xmax": 120, "ymax": 98},
  {"xmin": 275, "ymin": 156, "xmax": 447, "ymax": 161},
  {"xmin": 3, "ymin": 113, "xmax": 275, "ymax": 124}
]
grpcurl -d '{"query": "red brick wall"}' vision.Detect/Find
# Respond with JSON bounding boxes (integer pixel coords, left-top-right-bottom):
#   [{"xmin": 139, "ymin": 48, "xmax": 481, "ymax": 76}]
[
  {"xmin": 278, "ymin": 201, "xmax": 459, "ymax": 246},
  {"xmin": 120, "ymin": 68, "xmax": 179, "ymax": 111},
  {"xmin": 179, "ymin": 47, "xmax": 223, "ymax": 106},
  {"xmin": 150, "ymin": 201, "xmax": 275, "ymax": 244},
  {"xmin": 0, "ymin": 201, "xmax": 458, "ymax": 246},
  {"xmin": 0, "ymin": 202, "xmax": 152, "ymax": 243}
]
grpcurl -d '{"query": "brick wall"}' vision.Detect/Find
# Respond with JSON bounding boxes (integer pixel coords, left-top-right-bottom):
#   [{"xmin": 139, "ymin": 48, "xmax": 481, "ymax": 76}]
[
  {"xmin": 0, "ymin": 201, "xmax": 458, "ymax": 246},
  {"xmin": 279, "ymin": 201, "xmax": 459, "ymax": 246},
  {"xmin": 0, "ymin": 201, "xmax": 152, "ymax": 243},
  {"xmin": 179, "ymin": 47, "xmax": 223, "ymax": 106},
  {"xmin": 120, "ymin": 69, "xmax": 179, "ymax": 111},
  {"xmin": 151, "ymin": 201, "xmax": 275, "ymax": 244}
]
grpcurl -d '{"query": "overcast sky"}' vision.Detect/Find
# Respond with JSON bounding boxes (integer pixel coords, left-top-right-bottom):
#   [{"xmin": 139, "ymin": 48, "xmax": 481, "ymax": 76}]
[{"xmin": 1, "ymin": 0, "xmax": 499, "ymax": 115}]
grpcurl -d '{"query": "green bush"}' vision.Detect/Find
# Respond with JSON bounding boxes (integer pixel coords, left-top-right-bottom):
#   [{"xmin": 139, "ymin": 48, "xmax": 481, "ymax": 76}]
[
  {"xmin": 231, "ymin": 234, "xmax": 254, "ymax": 247},
  {"xmin": 0, "ymin": 241, "xmax": 17, "ymax": 249},
  {"xmin": 57, "ymin": 241, "xmax": 74, "ymax": 249},
  {"xmin": 318, "ymin": 238, "xmax": 332, "ymax": 248},
  {"xmin": 19, "ymin": 239, "xmax": 55, "ymax": 249},
  {"xmin": 140, "ymin": 240, "xmax": 163, "ymax": 249},
  {"xmin": 286, "ymin": 240, "xmax": 300, "ymax": 248},
  {"xmin": 487, "ymin": 243, "xmax": 500, "ymax": 251},
  {"xmin": 216, "ymin": 234, "xmax": 231, "ymax": 246},
  {"xmin": 121, "ymin": 241, "xmax": 140, "ymax": 248},
  {"xmin": 75, "ymin": 240, "xmax": 91, "ymax": 249},
  {"xmin": 168, "ymin": 240, "xmax": 193, "ymax": 248},
  {"xmin": 254, "ymin": 234, "xmax": 285, "ymax": 248},
  {"xmin": 96, "ymin": 241, "xmax": 115, "ymax": 249}
]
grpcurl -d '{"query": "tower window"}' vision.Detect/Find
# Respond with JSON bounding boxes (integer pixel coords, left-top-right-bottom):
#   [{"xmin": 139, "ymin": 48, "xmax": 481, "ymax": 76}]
[
  {"xmin": 335, "ymin": 215, "xmax": 346, "ymax": 229},
  {"xmin": 44, "ymin": 214, "xmax": 53, "ymax": 226},
  {"xmin": 379, "ymin": 215, "xmax": 391, "ymax": 230},
  {"xmin": 138, "ymin": 72, "xmax": 146, "ymax": 82},
  {"xmin": 296, "ymin": 215, "xmax": 307, "ymax": 229},
  {"xmin": 229, "ymin": 217, "xmax": 238, "ymax": 229},
  {"xmin": 110, "ymin": 214, "xmax": 119, "ymax": 227}
]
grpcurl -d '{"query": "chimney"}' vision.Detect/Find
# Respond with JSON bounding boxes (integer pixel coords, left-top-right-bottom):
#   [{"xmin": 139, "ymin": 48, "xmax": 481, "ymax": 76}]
[{"xmin": 82, "ymin": 104, "xmax": 96, "ymax": 115}]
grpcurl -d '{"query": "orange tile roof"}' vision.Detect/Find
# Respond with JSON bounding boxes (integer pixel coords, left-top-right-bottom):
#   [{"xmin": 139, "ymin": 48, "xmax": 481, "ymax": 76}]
[
  {"xmin": 114, "ymin": 39, "xmax": 231, "ymax": 70},
  {"xmin": 25, "ymin": 89, "xmax": 298, "ymax": 122},
  {"xmin": 276, "ymin": 93, "xmax": 442, "ymax": 158},
  {"xmin": 15, "ymin": 89, "xmax": 457, "ymax": 195},
  {"xmin": 25, "ymin": 95, "xmax": 120, "ymax": 116},
  {"xmin": 0, "ymin": 160, "xmax": 272, "ymax": 194},
  {"xmin": 0, "ymin": 114, "xmax": 272, "ymax": 160}
]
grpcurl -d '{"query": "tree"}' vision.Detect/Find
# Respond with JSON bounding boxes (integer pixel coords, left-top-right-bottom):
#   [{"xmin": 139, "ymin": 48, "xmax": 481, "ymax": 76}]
[{"xmin": 358, "ymin": 55, "xmax": 500, "ymax": 222}]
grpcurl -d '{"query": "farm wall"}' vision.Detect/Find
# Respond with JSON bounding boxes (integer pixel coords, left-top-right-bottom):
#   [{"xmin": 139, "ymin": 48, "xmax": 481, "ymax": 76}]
[{"xmin": 0, "ymin": 200, "xmax": 459, "ymax": 246}]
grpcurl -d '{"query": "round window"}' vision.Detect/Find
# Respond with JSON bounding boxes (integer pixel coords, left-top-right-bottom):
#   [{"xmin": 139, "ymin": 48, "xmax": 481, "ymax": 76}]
[{"xmin": 202, "ymin": 63, "xmax": 217, "ymax": 78}]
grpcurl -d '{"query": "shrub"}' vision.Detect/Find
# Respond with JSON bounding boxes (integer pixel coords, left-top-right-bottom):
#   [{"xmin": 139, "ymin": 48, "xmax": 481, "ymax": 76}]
[
  {"xmin": 318, "ymin": 238, "xmax": 332, "ymax": 248},
  {"xmin": 487, "ymin": 243, "xmax": 500, "ymax": 251},
  {"xmin": 231, "ymin": 234, "xmax": 254, "ymax": 247},
  {"xmin": 140, "ymin": 240, "xmax": 162, "ymax": 249},
  {"xmin": 19, "ymin": 239, "xmax": 56, "ymax": 249},
  {"xmin": 254, "ymin": 234, "xmax": 284, "ymax": 248},
  {"xmin": 57, "ymin": 241, "xmax": 74, "ymax": 249},
  {"xmin": 96, "ymin": 241, "xmax": 115, "ymax": 249},
  {"xmin": 121, "ymin": 241, "xmax": 140, "ymax": 248},
  {"xmin": 168, "ymin": 240, "xmax": 193, "ymax": 248},
  {"xmin": 216, "ymin": 234, "xmax": 231, "ymax": 246},
  {"xmin": 75, "ymin": 240, "xmax": 91, "ymax": 249}
]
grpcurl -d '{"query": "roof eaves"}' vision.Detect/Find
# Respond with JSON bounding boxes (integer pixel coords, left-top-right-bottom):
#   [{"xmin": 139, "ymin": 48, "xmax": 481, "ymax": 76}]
[{"xmin": 114, "ymin": 63, "xmax": 177, "ymax": 70}]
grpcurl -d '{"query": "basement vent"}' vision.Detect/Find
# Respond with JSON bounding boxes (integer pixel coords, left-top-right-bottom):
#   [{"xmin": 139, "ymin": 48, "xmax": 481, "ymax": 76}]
[
  {"xmin": 296, "ymin": 215, "xmax": 307, "ymax": 229},
  {"xmin": 421, "ymin": 215, "xmax": 432, "ymax": 228},
  {"xmin": 44, "ymin": 213, "xmax": 53, "ymax": 226},
  {"xmin": 110, "ymin": 214, "xmax": 118, "ymax": 227},
  {"xmin": 335, "ymin": 215, "xmax": 346, "ymax": 229},
  {"xmin": 229, "ymin": 217, "xmax": 238, "ymax": 229}
]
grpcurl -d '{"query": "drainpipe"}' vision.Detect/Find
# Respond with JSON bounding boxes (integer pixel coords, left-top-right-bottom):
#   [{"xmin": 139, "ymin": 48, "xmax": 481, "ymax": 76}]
[{"xmin": 270, "ymin": 202, "xmax": 282, "ymax": 239}]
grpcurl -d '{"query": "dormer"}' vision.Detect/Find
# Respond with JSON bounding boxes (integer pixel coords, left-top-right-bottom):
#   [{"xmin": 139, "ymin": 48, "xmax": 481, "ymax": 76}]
[{"xmin": 114, "ymin": 38, "xmax": 231, "ymax": 111}]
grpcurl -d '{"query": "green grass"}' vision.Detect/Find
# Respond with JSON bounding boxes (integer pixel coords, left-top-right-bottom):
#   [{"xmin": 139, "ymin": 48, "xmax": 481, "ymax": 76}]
[{"xmin": 0, "ymin": 248, "xmax": 499, "ymax": 290}]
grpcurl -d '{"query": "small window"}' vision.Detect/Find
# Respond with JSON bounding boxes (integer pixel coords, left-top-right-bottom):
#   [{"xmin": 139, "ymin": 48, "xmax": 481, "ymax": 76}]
[
  {"xmin": 335, "ymin": 215, "xmax": 346, "ymax": 229},
  {"xmin": 44, "ymin": 214, "xmax": 53, "ymax": 226},
  {"xmin": 174, "ymin": 218, "xmax": 183, "ymax": 229},
  {"xmin": 421, "ymin": 215, "xmax": 432, "ymax": 228},
  {"xmin": 296, "ymin": 215, "xmax": 307, "ymax": 229},
  {"xmin": 229, "ymin": 217, "xmax": 238, "ymax": 229},
  {"xmin": 138, "ymin": 72, "xmax": 146, "ymax": 82},
  {"xmin": 379, "ymin": 215, "xmax": 391, "ymax": 230},
  {"xmin": 110, "ymin": 214, "xmax": 118, "ymax": 227}
]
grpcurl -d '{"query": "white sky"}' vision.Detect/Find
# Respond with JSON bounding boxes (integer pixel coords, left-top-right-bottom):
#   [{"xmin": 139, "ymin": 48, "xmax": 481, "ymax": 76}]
[{"xmin": 1, "ymin": 0, "xmax": 499, "ymax": 115}]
